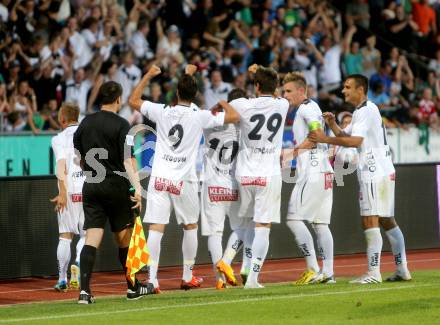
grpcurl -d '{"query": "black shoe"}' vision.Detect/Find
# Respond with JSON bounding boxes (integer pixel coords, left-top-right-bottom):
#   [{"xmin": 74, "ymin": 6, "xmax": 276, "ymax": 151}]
[
  {"xmin": 127, "ymin": 282, "xmax": 156, "ymax": 300},
  {"xmin": 78, "ymin": 290, "xmax": 95, "ymax": 304}
]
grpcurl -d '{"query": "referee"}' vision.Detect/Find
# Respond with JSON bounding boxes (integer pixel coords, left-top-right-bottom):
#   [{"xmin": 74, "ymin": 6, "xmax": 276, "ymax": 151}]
[{"xmin": 73, "ymin": 81, "xmax": 154, "ymax": 304}]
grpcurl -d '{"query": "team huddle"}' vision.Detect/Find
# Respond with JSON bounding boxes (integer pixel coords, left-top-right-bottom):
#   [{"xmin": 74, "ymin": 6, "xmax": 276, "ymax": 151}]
[{"xmin": 51, "ymin": 63, "xmax": 411, "ymax": 304}]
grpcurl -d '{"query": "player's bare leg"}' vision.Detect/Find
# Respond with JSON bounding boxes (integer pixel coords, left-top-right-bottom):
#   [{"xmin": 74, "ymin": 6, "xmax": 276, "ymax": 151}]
[
  {"xmin": 55, "ymin": 232, "xmax": 74, "ymax": 292},
  {"xmin": 380, "ymin": 217, "xmax": 411, "ymax": 281},
  {"xmin": 244, "ymin": 223, "xmax": 271, "ymax": 289},
  {"xmin": 146, "ymin": 223, "xmax": 165, "ymax": 290},
  {"xmin": 181, "ymin": 223, "xmax": 203, "ymax": 290},
  {"xmin": 350, "ymin": 216, "xmax": 383, "ymax": 284}
]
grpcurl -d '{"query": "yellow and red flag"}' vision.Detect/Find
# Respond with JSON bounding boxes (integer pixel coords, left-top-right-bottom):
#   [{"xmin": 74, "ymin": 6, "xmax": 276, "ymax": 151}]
[{"xmin": 126, "ymin": 216, "xmax": 149, "ymax": 285}]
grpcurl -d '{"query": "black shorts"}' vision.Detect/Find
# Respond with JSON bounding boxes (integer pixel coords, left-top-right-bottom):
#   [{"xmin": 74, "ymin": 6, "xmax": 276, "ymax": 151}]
[{"xmin": 82, "ymin": 176, "xmax": 135, "ymax": 232}]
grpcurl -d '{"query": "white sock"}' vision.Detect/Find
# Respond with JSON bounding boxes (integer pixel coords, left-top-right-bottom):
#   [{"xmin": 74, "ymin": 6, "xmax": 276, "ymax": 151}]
[
  {"xmin": 286, "ymin": 220, "xmax": 319, "ymax": 273},
  {"xmin": 240, "ymin": 226, "xmax": 254, "ymax": 274},
  {"xmin": 182, "ymin": 228, "xmax": 198, "ymax": 282},
  {"xmin": 75, "ymin": 235, "xmax": 85, "ymax": 264},
  {"xmin": 223, "ymin": 230, "xmax": 244, "ymax": 265},
  {"xmin": 385, "ymin": 226, "xmax": 408, "ymax": 273},
  {"xmin": 208, "ymin": 234, "xmax": 223, "ymax": 281},
  {"xmin": 147, "ymin": 230, "xmax": 163, "ymax": 288},
  {"xmin": 364, "ymin": 228, "xmax": 382, "ymax": 274},
  {"xmin": 312, "ymin": 223, "xmax": 334, "ymax": 277},
  {"xmin": 247, "ymin": 227, "xmax": 270, "ymax": 285},
  {"xmin": 57, "ymin": 238, "xmax": 71, "ymax": 282}
]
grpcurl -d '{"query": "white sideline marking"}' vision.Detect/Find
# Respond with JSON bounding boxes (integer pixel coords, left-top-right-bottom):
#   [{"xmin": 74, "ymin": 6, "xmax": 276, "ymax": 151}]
[
  {"xmin": 0, "ymin": 284, "xmax": 437, "ymax": 323},
  {"xmin": 0, "ymin": 258, "xmax": 440, "ymax": 294},
  {"xmin": 0, "ymin": 258, "xmax": 439, "ymax": 295}
]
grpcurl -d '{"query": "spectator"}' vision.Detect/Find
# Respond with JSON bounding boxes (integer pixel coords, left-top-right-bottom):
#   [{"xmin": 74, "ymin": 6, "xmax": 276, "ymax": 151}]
[
  {"xmin": 368, "ymin": 80, "xmax": 391, "ymax": 110},
  {"xmin": 203, "ymin": 70, "xmax": 232, "ymax": 109},
  {"xmin": 64, "ymin": 67, "xmax": 93, "ymax": 120},
  {"xmin": 361, "ymin": 34, "xmax": 381, "ymax": 78},
  {"xmin": 155, "ymin": 18, "xmax": 183, "ymax": 67},
  {"xmin": 386, "ymin": 4, "xmax": 419, "ymax": 51},
  {"xmin": 343, "ymin": 25, "xmax": 363, "ymax": 75},
  {"xmin": 0, "ymin": 0, "xmax": 8, "ymax": 23},
  {"xmin": 418, "ymin": 87, "xmax": 439, "ymax": 131},
  {"xmin": 67, "ymin": 16, "xmax": 94, "ymax": 70},
  {"xmin": 115, "ymin": 51, "xmax": 141, "ymax": 119},
  {"xmin": 129, "ymin": 19, "xmax": 154, "ymax": 63},
  {"xmin": 429, "ymin": 49, "xmax": 440, "ymax": 77},
  {"xmin": 370, "ymin": 61, "xmax": 393, "ymax": 95},
  {"xmin": 345, "ymin": 0, "xmax": 370, "ymax": 30},
  {"xmin": 0, "ymin": 81, "xmax": 9, "ymax": 114},
  {"xmin": 87, "ymin": 60, "xmax": 119, "ymax": 113}
]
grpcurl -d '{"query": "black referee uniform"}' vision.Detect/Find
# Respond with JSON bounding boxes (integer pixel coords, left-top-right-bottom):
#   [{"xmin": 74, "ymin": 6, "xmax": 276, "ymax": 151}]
[
  {"xmin": 71, "ymin": 80, "xmax": 159, "ymax": 303},
  {"xmin": 73, "ymin": 111, "xmax": 135, "ymax": 232}
]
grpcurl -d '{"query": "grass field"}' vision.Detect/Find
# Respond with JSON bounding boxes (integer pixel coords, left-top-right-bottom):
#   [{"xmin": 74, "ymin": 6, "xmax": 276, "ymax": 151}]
[{"xmin": 1, "ymin": 270, "xmax": 439, "ymax": 325}]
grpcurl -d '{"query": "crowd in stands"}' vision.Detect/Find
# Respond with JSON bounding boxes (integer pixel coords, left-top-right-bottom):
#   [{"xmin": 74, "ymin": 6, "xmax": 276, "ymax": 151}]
[{"xmin": 0, "ymin": 0, "xmax": 439, "ymax": 134}]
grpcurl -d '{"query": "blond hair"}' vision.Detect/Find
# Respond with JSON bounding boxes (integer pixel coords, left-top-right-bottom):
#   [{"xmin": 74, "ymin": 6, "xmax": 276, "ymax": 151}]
[
  {"xmin": 60, "ymin": 102, "xmax": 80, "ymax": 123},
  {"xmin": 283, "ymin": 72, "xmax": 307, "ymax": 90}
]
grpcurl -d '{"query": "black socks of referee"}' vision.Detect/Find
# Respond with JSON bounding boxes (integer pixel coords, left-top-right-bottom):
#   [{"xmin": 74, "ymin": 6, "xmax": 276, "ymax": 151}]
[
  {"xmin": 119, "ymin": 247, "xmax": 137, "ymax": 291},
  {"xmin": 80, "ymin": 245, "xmax": 96, "ymax": 294}
]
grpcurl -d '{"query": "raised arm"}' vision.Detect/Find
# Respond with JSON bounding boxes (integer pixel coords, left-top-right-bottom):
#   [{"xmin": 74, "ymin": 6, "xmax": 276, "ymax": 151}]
[
  {"xmin": 218, "ymin": 100, "xmax": 240, "ymax": 124},
  {"xmin": 128, "ymin": 65, "xmax": 162, "ymax": 111}
]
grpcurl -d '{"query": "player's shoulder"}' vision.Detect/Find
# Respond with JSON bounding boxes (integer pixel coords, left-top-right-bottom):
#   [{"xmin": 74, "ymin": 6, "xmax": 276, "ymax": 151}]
[
  {"xmin": 52, "ymin": 129, "xmax": 66, "ymax": 146},
  {"xmin": 229, "ymin": 97, "xmax": 249, "ymax": 108}
]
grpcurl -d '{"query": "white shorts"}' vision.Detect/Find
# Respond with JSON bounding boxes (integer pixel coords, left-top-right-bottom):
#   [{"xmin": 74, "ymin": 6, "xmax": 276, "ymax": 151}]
[
  {"xmin": 58, "ymin": 193, "xmax": 85, "ymax": 235},
  {"xmin": 144, "ymin": 177, "xmax": 200, "ymax": 225},
  {"xmin": 200, "ymin": 180, "xmax": 249, "ymax": 236},
  {"xmin": 287, "ymin": 173, "xmax": 333, "ymax": 224},
  {"xmin": 359, "ymin": 174, "xmax": 395, "ymax": 217},
  {"xmin": 237, "ymin": 175, "xmax": 282, "ymax": 224}
]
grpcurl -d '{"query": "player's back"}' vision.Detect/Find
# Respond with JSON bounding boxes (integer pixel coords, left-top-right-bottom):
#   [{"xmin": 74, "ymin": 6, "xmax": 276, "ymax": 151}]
[
  {"xmin": 202, "ymin": 123, "xmax": 239, "ymax": 183},
  {"xmin": 350, "ymin": 100, "xmax": 394, "ymax": 180},
  {"xmin": 145, "ymin": 102, "xmax": 224, "ymax": 181},
  {"xmin": 292, "ymin": 100, "xmax": 333, "ymax": 177},
  {"xmin": 53, "ymin": 126, "xmax": 85, "ymax": 194},
  {"xmin": 230, "ymin": 96, "xmax": 289, "ymax": 177}
]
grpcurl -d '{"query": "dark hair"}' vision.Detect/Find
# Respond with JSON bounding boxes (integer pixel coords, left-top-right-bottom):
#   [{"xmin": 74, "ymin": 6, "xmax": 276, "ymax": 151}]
[
  {"xmin": 177, "ymin": 74, "xmax": 198, "ymax": 102},
  {"xmin": 345, "ymin": 74, "xmax": 369, "ymax": 95},
  {"xmin": 98, "ymin": 81, "xmax": 122, "ymax": 105},
  {"xmin": 82, "ymin": 17, "xmax": 98, "ymax": 30},
  {"xmin": 228, "ymin": 88, "xmax": 247, "ymax": 102},
  {"xmin": 254, "ymin": 66, "xmax": 278, "ymax": 94}
]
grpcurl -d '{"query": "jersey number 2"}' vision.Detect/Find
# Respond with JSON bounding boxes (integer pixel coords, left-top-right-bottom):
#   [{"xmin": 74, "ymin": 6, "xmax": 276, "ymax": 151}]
[{"xmin": 248, "ymin": 113, "xmax": 283, "ymax": 142}]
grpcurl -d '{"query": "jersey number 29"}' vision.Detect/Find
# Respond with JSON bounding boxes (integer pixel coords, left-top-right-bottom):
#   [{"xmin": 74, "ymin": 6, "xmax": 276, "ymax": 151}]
[{"xmin": 248, "ymin": 113, "xmax": 283, "ymax": 142}]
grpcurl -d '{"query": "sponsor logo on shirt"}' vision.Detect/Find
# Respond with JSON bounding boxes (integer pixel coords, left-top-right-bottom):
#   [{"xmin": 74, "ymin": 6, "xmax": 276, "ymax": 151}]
[
  {"xmin": 154, "ymin": 178, "xmax": 183, "ymax": 195},
  {"xmin": 324, "ymin": 173, "xmax": 333, "ymax": 190},
  {"xmin": 208, "ymin": 186, "xmax": 239, "ymax": 202},
  {"xmin": 365, "ymin": 149, "xmax": 376, "ymax": 173},
  {"xmin": 309, "ymin": 148, "xmax": 319, "ymax": 167},
  {"xmin": 389, "ymin": 173, "xmax": 396, "ymax": 181},
  {"xmin": 71, "ymin": 194, "xmax": 83, "ymax": 202},
  {"xmin": 240, "ymin": 177, "xmax": 267, "ymax": 187}
]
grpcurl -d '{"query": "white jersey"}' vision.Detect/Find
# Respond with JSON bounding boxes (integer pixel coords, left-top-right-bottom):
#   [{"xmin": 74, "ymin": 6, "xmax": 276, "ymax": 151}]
[
  {"xmin": 51, "ymin": 125, "xmax": 85, "ymax": 194},
  {"xmin": 202, "ymin": 123, "xmax": 239, "ymax": 184},
  {"xmin": 141, "ymin": 101, "xmax": 225, "ymax": 181},
  {"xmin": 230, "ymin": 96, "xmax": 289, "ymax": 177},
  {"xmin": 292, "ymin": 99, "xmax": 333, "ymax": 178},
  {"xmin": 344, "ymin": 100, "xmax": 395, "ymax": 181}
]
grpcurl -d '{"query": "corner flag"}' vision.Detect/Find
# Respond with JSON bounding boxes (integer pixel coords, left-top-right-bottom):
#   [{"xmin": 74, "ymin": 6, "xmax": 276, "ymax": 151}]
[{"xmin": 126, "ymin": 216, "xmax": 149, "ymax": 285}]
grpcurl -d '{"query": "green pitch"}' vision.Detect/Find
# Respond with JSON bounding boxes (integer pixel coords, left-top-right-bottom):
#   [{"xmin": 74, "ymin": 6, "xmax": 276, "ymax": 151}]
[{"xmin": 1, "ymin": 270, "xmax": 440, "ymax": 325}]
